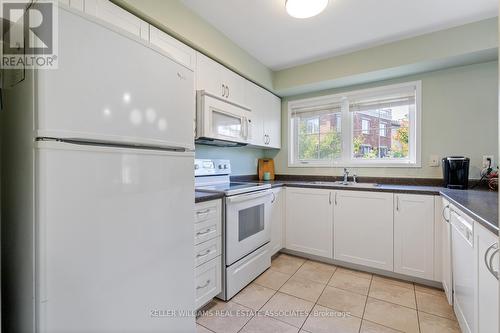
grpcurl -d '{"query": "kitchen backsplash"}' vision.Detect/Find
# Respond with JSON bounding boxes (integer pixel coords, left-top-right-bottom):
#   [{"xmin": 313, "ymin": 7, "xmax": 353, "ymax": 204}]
[{"xmin": 195, "ymin": 145, "xmax": 266, "ymax": 175}]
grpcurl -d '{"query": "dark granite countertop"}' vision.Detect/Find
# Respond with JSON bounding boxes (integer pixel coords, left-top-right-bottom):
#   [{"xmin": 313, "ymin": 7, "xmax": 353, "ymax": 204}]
[
  {"xmin": 197, "ymin": 177, "xmax": 498, "ymax": 235},
  {"xmin": 256, "ymin": 180, "xmax": 499, "ymax": 235},
  {"xmin": 440, "ymin": 189, "xmax": 498, "ymax": 234},
  {"xmin": 195, "ymin": 191, "xmax": 224, "ymax": 203}
]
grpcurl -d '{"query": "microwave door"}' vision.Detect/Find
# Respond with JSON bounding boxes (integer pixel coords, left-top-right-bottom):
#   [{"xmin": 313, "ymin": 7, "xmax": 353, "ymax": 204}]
[{"xmin": 211, "ymin": 108, "xmax": 246, "ymax": 142}]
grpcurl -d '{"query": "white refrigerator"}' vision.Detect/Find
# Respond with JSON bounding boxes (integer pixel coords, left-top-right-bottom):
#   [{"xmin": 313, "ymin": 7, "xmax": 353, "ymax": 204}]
[{"xmin": 2, "ymin": 5, "xmax": 196, "ymax": 333}]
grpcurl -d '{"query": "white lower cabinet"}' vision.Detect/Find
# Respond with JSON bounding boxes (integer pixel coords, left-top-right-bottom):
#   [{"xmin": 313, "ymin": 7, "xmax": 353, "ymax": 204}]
[
  {"xmin": 334, "ymin": 190, "xmax": 394, "ymax": 271},
  {"xmin": 285, "ymin": 188, "xmax": 333, "ymax": 258},
  {"xmin": 195, "ymin": 257, "xmax": 222, "ymax": 309},
  {"xmin": 475, "ymin": 221, "xmax": 499, "ymax": 333},
  {"xmin": 394, "ymin": 194, "xmax": 435, "ymax": 280},
  {"xmin": 269, "ymin": 188, "xmax": 284, "ymax": 256},
  {"xmin": 194, "ymin": 200, "xmax": 222, "ymax": 309}
]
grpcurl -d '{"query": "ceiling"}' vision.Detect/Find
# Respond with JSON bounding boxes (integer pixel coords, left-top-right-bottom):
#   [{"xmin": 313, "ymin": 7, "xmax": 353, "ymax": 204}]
[{"xmin": 182, "ymin": 0, "xmax": 498, "ymax": 71}]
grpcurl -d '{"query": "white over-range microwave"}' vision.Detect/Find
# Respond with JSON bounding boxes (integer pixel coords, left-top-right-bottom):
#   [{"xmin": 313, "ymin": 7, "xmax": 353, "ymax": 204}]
[{"xmin": 195, "ymin": 90, "xmax": 252, "ymax": 146}]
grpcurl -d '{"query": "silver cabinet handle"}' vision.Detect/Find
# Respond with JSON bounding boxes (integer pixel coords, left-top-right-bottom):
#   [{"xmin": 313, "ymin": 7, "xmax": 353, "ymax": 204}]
[
  {"xmin": 334, "ymin": 192, "xmax": 338, "ymax": 205},
  {"xmin": 196, "ymin": 209, "xmax": 210, "ymax": 215},
  {"xmin": 485, "ymin": 243, "xmax": 499, "ymax": 280},
  {"xmin": 196, "ymin": 228, "xmax": 213, "ymax": 236},
  {"xmin": 196, "ymin": 249, "xmax": 212, "ymax": 258},
  {"xmin": 329, "ymin": 192, "xmax": 332, "ymax": 205},
  {"xmin": 489, "ymin": 249, "xmax": 499, "ymax": 280},
  {"xmin": 442, "ymin": 204, "xmax": 450, "ymax": 223},
  {"xmin": 221, "ymin": 84, "xmax": 226, "ymax": 97},
  {"xmin": 226, "ymin": 85, "xmax": 230, "ymax": 98},
  {"xmin": 196, "ymin": 279, "xmax": 211, "ymax": 290},
  {"xmin": 271, "ymin": 192, "xmax": 276, "ymax": 204},
  {"xmin": 396, "ymin": 196, "xmax": 400, "ymax": 211}
]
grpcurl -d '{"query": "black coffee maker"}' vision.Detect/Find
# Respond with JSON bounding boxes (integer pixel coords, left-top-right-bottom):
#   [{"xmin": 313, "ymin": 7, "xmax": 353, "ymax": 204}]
[{"xmin": 442, "ymin": 156, "xmax": 470, "ymax": 189}]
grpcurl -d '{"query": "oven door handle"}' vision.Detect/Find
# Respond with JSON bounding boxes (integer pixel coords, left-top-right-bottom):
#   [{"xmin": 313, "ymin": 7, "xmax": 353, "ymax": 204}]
[{"xmin": 226, "ymin": 190, "xmax": 273, "ymax": 203}]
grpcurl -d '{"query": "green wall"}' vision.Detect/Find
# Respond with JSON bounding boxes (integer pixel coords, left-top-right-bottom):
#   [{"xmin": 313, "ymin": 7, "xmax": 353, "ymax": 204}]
[
  {"xmin": 268, "ymin": 61, "xmax": 498, "ymax": 179},
  {"xmin": 273, "ymin": 18, "xmax": 498, "ymax": 96},
  {"xmin": 195, "ymin": 145, "xmax": 265, "ymax": 176}
]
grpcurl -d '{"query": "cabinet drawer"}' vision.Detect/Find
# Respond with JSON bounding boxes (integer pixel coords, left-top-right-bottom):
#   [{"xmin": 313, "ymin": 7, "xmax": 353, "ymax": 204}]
[
  {"xmin": 194, "ymin": 218, "xmax": 221, "ymax": 245},
  {"xmin": 194, "ymin": 237, "xmax": 221, "ymax": 267},
  {"xmin": 195, "ymin": 257, "xmax": 221, "ymax": 309},
  {"xmin": 195, "ymin": 200, "xmax": 221, "ymax": 224}
]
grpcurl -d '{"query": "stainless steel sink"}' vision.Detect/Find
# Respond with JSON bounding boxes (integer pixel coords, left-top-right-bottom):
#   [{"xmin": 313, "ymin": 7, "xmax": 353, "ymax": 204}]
[{"xmin": 311, "ymin": 181, "xmax": 379, "ymax": 188}]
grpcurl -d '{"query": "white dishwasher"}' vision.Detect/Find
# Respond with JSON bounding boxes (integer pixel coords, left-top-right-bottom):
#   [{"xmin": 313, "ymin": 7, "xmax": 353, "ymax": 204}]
[{"xmin": 450, "ymin": 207, "xmax": 475, "ymax": 333}]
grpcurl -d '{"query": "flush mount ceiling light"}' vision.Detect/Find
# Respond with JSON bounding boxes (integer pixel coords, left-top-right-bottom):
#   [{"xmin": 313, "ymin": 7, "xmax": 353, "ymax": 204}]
[{"xmin": 285, "ymin": 0, "xmax": 329, "ymax": 19}]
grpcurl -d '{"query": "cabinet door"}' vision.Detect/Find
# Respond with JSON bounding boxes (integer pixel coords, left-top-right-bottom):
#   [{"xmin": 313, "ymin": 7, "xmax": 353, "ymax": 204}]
[
  {"xmin": 334, "ymin": 190, "xmax": 393, "ymax": 271},
  {"xmin": 263, "ymin": 92, "xmax": 281, "ymax": 149},
  {"xmin": 149, "ymin": 26, "xmax": 195, "ymax": 70},
  {"xmin": 196, "ymin": 52, "xmax": 224, "ymax": 98},
  {"xmin": 196, "ymin": 52, "xmax": 245, "ymax": 105},
  {"xmin": 222, "ymin": 68, "xmax": 246, "ymax": 106},
  {"xmin": 394, "ymin": 194, "xmax": 435, "ymax": 279},
  {"xmin": 269, "ymin": 188, "xmax": 284, "ymax": 256},
  {"xmin": 245, "ymin": 81, "xmax": 265, "ymax": 146},
  {"xmin": 84, "ymin": 0, "xmax": 149, "ymax": 40},
  {"xmin": 441, "ymin": 198, "xmax": 453, "ymax": 304},
  {"xmin": 285, "ymin": 188, "xmax": 333, "ymax": 258},
  {"xmin": 475, "ymin": 222, "xmax": 499, "ymax": 333}
]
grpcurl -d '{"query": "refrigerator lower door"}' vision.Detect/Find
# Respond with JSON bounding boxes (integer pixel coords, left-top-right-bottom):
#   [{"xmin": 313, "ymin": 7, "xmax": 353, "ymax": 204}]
[
  {"xmin": 36, "ymin": 7, "xmax": 195, "ymax": 150},
  {"xmin": 35, "ymin": 141, "xmax": 195, "ymax": 333}
]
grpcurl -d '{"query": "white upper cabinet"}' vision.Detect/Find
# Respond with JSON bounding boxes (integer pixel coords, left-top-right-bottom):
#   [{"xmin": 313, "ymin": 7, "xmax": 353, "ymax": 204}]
[
  {"xmin": 475, "ymin": 221, "xmax": 499, "ymax": 333},
  {"xmin": 149, "ymin": 26, "xmax": 195, "ymax": 71},
  {"xmin": 263, "ymin": 93, "xmax": 281, "ymax": 149},
  {"xmin": 394, "ymin": 194, "xmax": 435, "ymax": 280},
  {"xmin": 84, "ymin": 0, "xmax": 149, "ymax": 40},
  {"xmin": 244, "ymin": 81, "xmax": 266, "ymax": 146},
  {"xmin": 269, "ymin": 188, "xmax": 284, "ymax": 256},
  {"xmin": 245, "ymin": 80, "xmax": 281, "ymax": 148},
  {"xmin": 285, "ymin": 188, "xmax": 333, "ymax": 258},
  {"xmin": 334, "ymin": 190, "xmax": 394, "ymax": 271},
  {"xmin": 59, "ymin": 0, "xmax": 85, "ymax": 11},
  {"xmin": 195, "ymin": 52, "xmax": 246, "ymax": 106}
]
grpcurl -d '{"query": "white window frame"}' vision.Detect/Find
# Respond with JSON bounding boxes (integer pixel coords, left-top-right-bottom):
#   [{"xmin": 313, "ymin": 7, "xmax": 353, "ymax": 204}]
[{"xmin": 288, "ymin": 81, "xmax": 422, "ymax": 168}]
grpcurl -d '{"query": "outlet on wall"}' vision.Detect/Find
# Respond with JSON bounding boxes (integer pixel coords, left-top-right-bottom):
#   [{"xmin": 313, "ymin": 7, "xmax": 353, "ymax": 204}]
[
  {"xmin": 482, "ymin": 155, "xmax": 494, "ymax": 168},
  {"xmin": 429, "ymin": 155, "xmax": 440, "ymax": 167}
]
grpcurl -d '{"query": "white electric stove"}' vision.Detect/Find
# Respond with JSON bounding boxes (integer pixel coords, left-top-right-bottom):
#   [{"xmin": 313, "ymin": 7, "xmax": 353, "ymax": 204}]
[{"xmin": 195, "ymin": 159, "xmax": 272, "ymax": 300}]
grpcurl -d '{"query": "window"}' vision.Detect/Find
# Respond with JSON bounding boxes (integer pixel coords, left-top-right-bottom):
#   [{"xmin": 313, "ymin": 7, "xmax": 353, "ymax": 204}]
[
  {"xmin": 361, "ymin": 119, "xmax": 370, "ymax": 134},
  {"xmin": 289, "ymin": 81, "xmax": 421, "ymax": 167},
  {"xmin": 379, "ymin": 123, "xmax": 387, "ymax": 137},
  {"xmin": 290, "ymin": 102, "xmax": 342, "ymax": 163},
  {"xmin": 306, "ymin": 118, "xmax": 319, "ymax": 134}
]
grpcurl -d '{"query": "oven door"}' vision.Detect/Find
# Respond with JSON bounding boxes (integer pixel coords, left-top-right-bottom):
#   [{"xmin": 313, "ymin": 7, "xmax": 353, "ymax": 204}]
[{"xmin": 225, "ymin": 190, "xmax": 272, "ymax": 266}]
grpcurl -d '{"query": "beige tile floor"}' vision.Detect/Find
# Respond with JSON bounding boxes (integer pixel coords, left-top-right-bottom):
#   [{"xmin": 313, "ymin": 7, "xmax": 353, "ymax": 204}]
[{"xmin": 197, "ymin": 254, "xmax": 461, "ymax": 333}]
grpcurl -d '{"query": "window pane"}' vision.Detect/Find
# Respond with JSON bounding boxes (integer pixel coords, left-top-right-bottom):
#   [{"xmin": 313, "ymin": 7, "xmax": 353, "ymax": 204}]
[
  {"xmin": 295, "ymin": 108, "xmax": 342, "ymax": 162},
  {"xmin": 352, "ymin": 99, "xmax": 412, "ymax": 160}
]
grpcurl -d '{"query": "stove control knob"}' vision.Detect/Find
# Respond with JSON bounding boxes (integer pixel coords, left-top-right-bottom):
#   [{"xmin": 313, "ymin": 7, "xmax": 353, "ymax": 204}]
[
  {"xmin": 224, "ymin": 165, "xmax": 228, "ymax": 169},
  {"xmin": 218, "ymin": 165, "xmax": 223, "ymax": 169},
  {"xmin": 194, "ymin": 165, "xmax": 199, "ymax": 169}
]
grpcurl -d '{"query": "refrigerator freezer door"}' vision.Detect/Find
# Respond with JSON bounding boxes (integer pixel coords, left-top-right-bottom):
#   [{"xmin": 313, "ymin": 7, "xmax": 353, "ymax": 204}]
[
  {"xmin": 36, "ymin": 8, "xmax": 195, "ymax": 150},
  {"xmin": 35, "ymin": 141, "xmax": 195, "ymax": 333}
]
